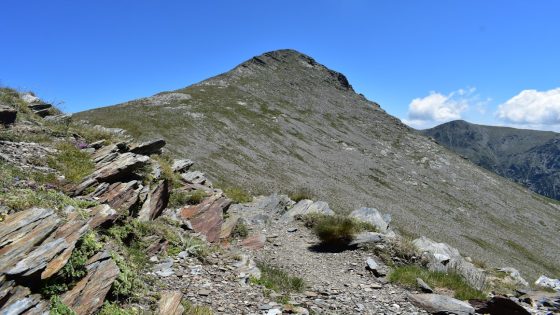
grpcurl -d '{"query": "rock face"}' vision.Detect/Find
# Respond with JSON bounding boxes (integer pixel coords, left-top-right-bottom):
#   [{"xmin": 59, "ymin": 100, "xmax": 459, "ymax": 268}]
[
  {"xmin": 408, "ymin": 293, "xmax": 475, "ymax": 315},
  {"xmin": 421, "ymin": 120, "xmax": 560, "ymax": 201},
  {"xmin": 157, "ymin": 290, "xmax": 185, "ymax": 315},
  {"xmin": 129, "ymin": 139, "xmax": 166, "ymax": 155},
  {"xmin": 282, "ymin": 200, "xmax": 334, "ymax": 221},
  {"xmin": 137, "ymin": 180, "xmax": 170, "ymax": 221},
  {"xmin": 76, "ymin": 49, "xmax": 560, "ymax": 279},
  {"xmin": 61, "ymin": 251, "xmax": 120, "ymax": 315},
  {"xmin": 179, "ymin": 195, "xmax": 231, "ymax": 242}
]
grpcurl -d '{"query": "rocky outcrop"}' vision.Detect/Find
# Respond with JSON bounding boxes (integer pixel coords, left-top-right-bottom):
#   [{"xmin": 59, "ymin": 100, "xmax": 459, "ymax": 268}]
[
  {"xmin": 282, "ymin": 200, "xmax": 334, "ymax": 221},
  {"xmin": 470, "ymin": 295, "xmax": 530, "ymax": 315},
  {"xmin": 129, "ymin": 139, "xmax": 166, "ymax": 155},
  {"xmin": 179, "ymin": 195, "xmax": 231, "ymax": 242},
  {"xmin": 0, "ymin": 104, "xmax": 17, "ymax": 125},
  {"xmin": 61, "ymin": 251, "xmax": 119, "ymax": 315},
  {"xmin": 0, "ymin": 284, "xmax": 48, "ymax": 314},
  {"xmin": 96, "ymin": 180, "xmax": 142, "ymax": 211},
  {"xmin": 137, "ymin": 180, "xmax": 170, "ymax": 221},
  {"xmin": 228, "ymin": 194, "xmax": 293, "ymax": 225},
  {"xmin": 172, "ymin": 159, "xmax": 194, "ymax": 173},
  {"xmin": 408, "ymin": 293, "xmax": 475, "ymax": 315},
  {"xmin": 413, "ymin": 236, "xmax": 486, "ymax": 291}
]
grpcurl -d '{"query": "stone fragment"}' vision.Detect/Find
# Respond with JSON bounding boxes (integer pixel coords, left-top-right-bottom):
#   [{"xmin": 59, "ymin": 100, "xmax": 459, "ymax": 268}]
[
  {"xmin": 241, "ymin": 233, "xmax": 267, "ymax": 250},
  {"xmin": 181, "ymin": 171, "xmax": 210, "ymax": 186},
  {"xmin": 470, "ymin": 295, "xmax": 530, "ymax": 315},
  {"xmin": 220, "ymin": 214, "xmax": 240, "ymax": 239},
  {"xmin": 365, "ymin": 257, "xmax": 387, "ymax": 277},
  {"xmin": 349, "ymin": 231, "xmax": 385, "ymax": 246},
  {"xmin": 416, "ymin": 278, "xmax": 433, "ymax": 293},
  {"xmin": 0, "ymin": 285, "xmax": 45, "ymax": 315},
  {"xmin": 137, "ymin": 180, "xmax": 169, "ymax": 221},
  {"xmin": 27, "ymin": 103, "xmax": 52, "ymax": 111},
  {"xmin": 129, "ymin": 138, "xmax": 166, "ymax": 155},
  {"xmin": 157, "ymin": 290, "xmax": 185, "ymax": 315},
  {"xmin": 61, "ymin": 251, "xmax": 119, "ymax": 315},
  {"xmin": 408, "ymin": 293, "xmax": 475, "ymax": 315},
  {"xmin": 87, "ymin": 204, "xmax": 119, "ymax": 229},
  {"xmin": 535, "ymin": 275, "xmax": 560, "ymax": 292},
  {"xmin": 92, "ymin": 152, "xmax": 149, "ymax": 183}
]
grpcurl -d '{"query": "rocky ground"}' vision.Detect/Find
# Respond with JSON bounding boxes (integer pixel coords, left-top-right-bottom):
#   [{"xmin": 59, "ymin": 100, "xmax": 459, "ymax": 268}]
[{"xmin": 1, "ymin": 88, "xmax": 560, "ymax": 315}]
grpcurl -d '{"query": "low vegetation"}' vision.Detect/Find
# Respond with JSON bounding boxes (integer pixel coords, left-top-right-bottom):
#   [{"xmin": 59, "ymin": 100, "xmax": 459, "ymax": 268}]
[
  {"xmin": 168, "ymin": 189, "xmax": 207, "ymax": 208},
  {"xmin": 223, "ymin": 186, "xmax": 252, "ymax": 204},
  {"xmin": 251, "ymin": 262, "xmax": 306, "ymax": 294},
  {"xmin": 98, "ymin": 302, "xmax": 138, "ymax": 315},
  {"xmin": 389, "ymin": 265, "xmax": 486, "ymax": 300},
  {"xmin": 48, "ymin": 142, "xmax": 95, "ymax": 183},
  {"xmin": 49, "ymin": 295, "xmax": 76, "ymax": 315},
  {"xmin": 288, "ymin": 187, "xmax": 315, "ymax": 202},
  {"xmin": 181, "ymin": 300, "xmax": 214, "ymax": 315},
  {"xmin": 299, "ymin": 213, "xmax": 376, "ymax": 247}
]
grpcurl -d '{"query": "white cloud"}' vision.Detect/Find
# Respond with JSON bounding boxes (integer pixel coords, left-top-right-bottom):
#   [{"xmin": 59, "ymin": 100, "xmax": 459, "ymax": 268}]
[
  {"xmin": 405, "ymin": 87, "xmax": 483, "ymax": 128},
  {"xmin": 496, "ymin": 88, "xmax": 560, "ymax": 125}
]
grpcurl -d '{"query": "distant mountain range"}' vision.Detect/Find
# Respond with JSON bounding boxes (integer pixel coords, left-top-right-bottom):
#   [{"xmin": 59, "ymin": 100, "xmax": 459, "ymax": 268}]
[
  {"xmin": 420, "ymin": 120, "xmax": 560, "ymax": 201},
  {"xmin": 75, "ymin": 49, "xmax": 560, "ymax": 278}
]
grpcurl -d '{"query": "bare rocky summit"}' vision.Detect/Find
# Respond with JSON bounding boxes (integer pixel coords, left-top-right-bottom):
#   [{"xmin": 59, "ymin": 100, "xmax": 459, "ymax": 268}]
[{"xmin": 76, "ymin": 49, "xmax": 560, "ymax": 280}]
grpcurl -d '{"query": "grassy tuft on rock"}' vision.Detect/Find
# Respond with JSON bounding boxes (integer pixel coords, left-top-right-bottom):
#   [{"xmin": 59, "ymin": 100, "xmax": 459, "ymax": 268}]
[
  {"xmin": 299, "ymin": 213, "xmax": 377, "ymax": 247},
  {"xmin": 48, "ymin": 142, "xmax": 95, "ymax": 184},
  {"xmin": 251, "ymin": 262, "xmax": 306, "ymax": 294},
  {"xmin": 389, "ymin": 265, "xmax": 486, "ymax": 300}
]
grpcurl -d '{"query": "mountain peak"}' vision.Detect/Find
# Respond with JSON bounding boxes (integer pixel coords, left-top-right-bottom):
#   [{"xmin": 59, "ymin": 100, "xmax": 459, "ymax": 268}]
[{"xmin": 233, "ymin": 49, "xmax": 353, "ymax": 91}]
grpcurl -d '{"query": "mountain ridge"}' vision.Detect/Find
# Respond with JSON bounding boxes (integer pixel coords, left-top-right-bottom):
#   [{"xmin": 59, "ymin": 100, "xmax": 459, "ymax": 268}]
[
  {"xmin": 75, "ymin": 49, "xmax": 560, "ymax": 279},
  {"xmin": 420, "ymin": 120, "xmax": 560, "ymax": 200}
]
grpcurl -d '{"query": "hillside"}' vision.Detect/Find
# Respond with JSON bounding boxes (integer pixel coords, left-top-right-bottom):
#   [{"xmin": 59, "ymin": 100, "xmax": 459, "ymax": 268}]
[
  {"xmin": 420, "ymin": 120, "xmax": 560, "ymax": 201},
  {"xmin": 75, "ymin": 49, "xmax": 560, "ymax": 280}
]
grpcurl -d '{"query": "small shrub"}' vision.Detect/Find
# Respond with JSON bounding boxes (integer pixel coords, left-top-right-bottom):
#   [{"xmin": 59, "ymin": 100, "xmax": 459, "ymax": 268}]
[
  {"xmin": 301, "ymin": 214, "xmax": 376, "ymax": 247},
  {"xmin": 110, "ymin": 252, "xmax": 144, "ymax": 298},
  {"xmin": 48, "ymin": 142, "xmax": 95, "ymax": 183},
  {"xmin": 98, "ymin": 301, "xmax": 138, "ymax": 315},
  {"xmin": 231, "ymin": 221, "xmax": 249, "ymax": 238},
  {"xmin": 49, "ymin": 295, "xmax": 76, "ymax": 315},
  {"xmin": 389, "ymin": 265, "xmax": 485, "ymax": 300},
  {"xmin": 288, "ymin": 187, "xmax": 315, "ymax": 202},
  {"xmin": 251, "ymin": 263, "xmax": 306, "ymax": 294},
  {"xmin": 151, "ymin": 155, "xmax": 182, "ymax": 188}
]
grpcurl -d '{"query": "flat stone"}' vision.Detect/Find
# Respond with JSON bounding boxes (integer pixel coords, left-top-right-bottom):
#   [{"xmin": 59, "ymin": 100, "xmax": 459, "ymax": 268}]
[
  {"xmin": 241, "ymin": 233, "xmax": 267, "ymax": 250},
  {"xmin": 416, "ymin": 278, "xmax": 433, "ymax": 293},
  {"xmin": 172, "ymin": 159, "xmax": 194, "ymax": 173},
  {"xmin": 408, "ymin": 293, "xmax": 475, "ymax": 315},
  {"xmin": 470, "ymin": 295, "xmax": 530, "ymax": 315},
  {"xmin": 198, "ymin": 289, "xmax": 211, "ymax": 296},
  {"xmin": 180, "ymin": 195, "xmax": 231, "ymax": 242},
  {"xmin": 129, "ymin": 139, "xmax": 166, "ymax": 155},
  {"xmin": 349, "ymin": 207, "xmax": 389, "ymax": 233},
  {"xmin": 282, "ymin": 200, "xmax": 334, "ymax": 221},
  {"xmin": 97, "ymin": 180, "xmax": 141, "ymax": 211}
]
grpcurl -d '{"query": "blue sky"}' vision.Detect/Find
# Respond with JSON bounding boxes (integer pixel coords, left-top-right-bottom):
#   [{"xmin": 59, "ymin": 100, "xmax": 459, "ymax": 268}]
[{"xmin": 1, "ymin": 1, "xmax": 560, "ymax": 130}]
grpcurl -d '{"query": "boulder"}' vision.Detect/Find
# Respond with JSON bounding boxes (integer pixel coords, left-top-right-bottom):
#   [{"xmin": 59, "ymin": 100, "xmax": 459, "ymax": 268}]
[
  {"xmin": 408, "ymin": 293, "xmax": 475, "ymax": 315},
  {"xmin": 27, "ymin": 103, "xmax": 52, "ymax": 111},
  {"xmin": 349, "ymin": 231, "xmax": 385, "ymax": 247},
  {"xmin": 93, "ymin": 152, "xmax": 150, "ymax": 182},
  {"xmin": 220, "ymin": 214, "xmax": 240, "ymax": 239},
  {"xmin": 241, "ymin": 233, "xmax": 267, "ymax": 250},
  {"xmin": 87, "ymin": 204, "xmax": 119, "ymax": 229},
  {"xmin": 181, "ymin": 171, "xmax": 211, "ymax": 186},
  {"xmin": 137, "ymin": 180, "xmax": 170, "ymax": 221},
  {"xmin": 61, "ymin": 251, "xmax": 120, "ymax": 315},
  {"xmin": 228, "ymin": 194, "xmax": 294, "ymax": 225},
  {"xmin": 179, "ymin": 195, "xmax": 231, "ymax": 242},
  {"xmin": 535, "ymin": 275, "xmax": 560, "ymax": 292},
  {"xmin": 470, "ymin": 295, "xmax": 530, "ymax": 315},
  {"xmin": 20, "ymin": 93, "xmax": 40, "ymax": 104},
  {"xmin": 365, "ymin": 257, "xmax": 387, "ymax": 277},
  {"xmin": 172, "ymin": 159, "xmax": 194, "ymax": 173},
  {"xmin": 157, "ymin": 290, "xmax": 185, "ymax": 315},
  {"xmin": 496, "ymin": 267, "xmax": 528, "ymax": 287},
  {"xmin": 413, "ymin": 236, "xmax": 486, "ymax": 291},
  {"xmin": 33, "ymin": 108, "xmax": 52, "ymax": 117},
  {"xmin": 282, "ymin": 200, "xmax": 334, "ymax": 221},
  {"xmin": 349, "ymin": 207, "xmax": 389, "ymax": 233},
  {"xmin": 129, "ymin": 139, "xmax": 166, "ymax": 155},
  {"xmin": 0, "ymin": 104, "xmax": 17, "ymax": 125},
  {"xmin": 0, "ymin": 285, "xmax": 47, "ymax": 315}
]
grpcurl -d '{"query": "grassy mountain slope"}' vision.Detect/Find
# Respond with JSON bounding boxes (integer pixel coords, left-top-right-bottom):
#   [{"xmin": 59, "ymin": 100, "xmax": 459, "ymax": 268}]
[
  {"xmin": 421, "ymin": 120, "xmax": 560, "ymax": 201},
  {"xmin": 75, "ymin": 49, "xmax": 560, "ymax": 279}
]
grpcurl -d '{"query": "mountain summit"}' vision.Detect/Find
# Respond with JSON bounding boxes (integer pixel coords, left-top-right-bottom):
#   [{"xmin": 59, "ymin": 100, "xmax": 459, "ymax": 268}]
[{"xmin": 75, "ymin": 49, "xmax": 560, "ymax": 279}]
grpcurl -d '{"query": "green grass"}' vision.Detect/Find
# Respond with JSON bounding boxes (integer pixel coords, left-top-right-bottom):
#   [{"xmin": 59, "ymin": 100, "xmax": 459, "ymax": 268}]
[
  {"xmin": 0, "ymin": 186, "xmax": 97, "ymax": 213},
  {"xmin": 181, "ymin": 301, "xmax": 214, "ymax": 315},
  {"xmin": 504, "ymin": 239, "xmax": 560, "ymax": 276},
  {"xmin": 48, "ymin": 142, "xmax": 95, "ymax": 184},
  {"xmin": 288, "ymin": 187, "xmax": 315, "ymax": 202},
  {"xmin": 223, "ymin": 186, "xmax": 252, "ymax": 203},
  {"xmin": 389, "ymin": 265, "xmax": 486, "ymax": 300},
  {"xmin": 231, "ymin": 220, "xmax": 249, "ymax": 238},
  {"xmin": 251, "ymin": 263, "xmax": 306, "ymax": 294},
  {"xmin": 168, "ymin": 189, "xmax": 207, "ymax": 208}
]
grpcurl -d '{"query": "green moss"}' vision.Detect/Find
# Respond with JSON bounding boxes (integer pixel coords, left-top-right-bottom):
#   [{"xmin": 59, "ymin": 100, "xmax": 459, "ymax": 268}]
[
  {"xmin": 49, "ymin": 295, "xmax": 76, "ymax": 315},
  {"xmin": 389, "ymin": 265, "xmax": 486, "ymax": 300},
  {"xmin": 251, "ymin": 263, "xmax": 306, "ymax": 294},
  {"xmin": 48, "ymin": 142, "xmax": 95, "ymax": 184}
]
